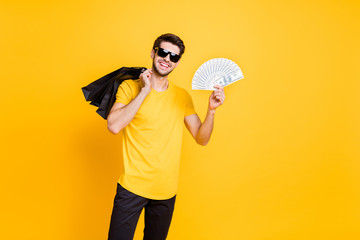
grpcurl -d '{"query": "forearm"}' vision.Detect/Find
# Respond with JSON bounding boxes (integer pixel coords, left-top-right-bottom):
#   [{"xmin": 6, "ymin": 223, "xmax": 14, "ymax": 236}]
[
  {"xmin": 107, "ymin": 88, "xmax": 150, "ymax": 134},
  {"xmin": 195, "ymin": 108, "xmax": 215, "ymax": 145}
]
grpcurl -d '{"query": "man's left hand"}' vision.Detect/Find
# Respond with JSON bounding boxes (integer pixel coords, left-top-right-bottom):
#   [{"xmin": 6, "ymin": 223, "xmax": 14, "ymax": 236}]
[{"xmin": 208, "ymin": 85, "xmax": 225, "ymax": 112}]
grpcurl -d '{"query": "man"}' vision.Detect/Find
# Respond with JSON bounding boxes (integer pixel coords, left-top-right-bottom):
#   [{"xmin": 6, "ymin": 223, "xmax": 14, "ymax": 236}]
[{"xmin": 107, "ymin": 33, "xmax": 225, "ymax": 240}]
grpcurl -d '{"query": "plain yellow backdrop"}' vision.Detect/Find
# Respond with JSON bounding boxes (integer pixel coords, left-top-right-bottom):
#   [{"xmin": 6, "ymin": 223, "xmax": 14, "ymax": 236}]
[{"xmin": 1, "ymin": 0, "xmax": 359, "ymax": 239}]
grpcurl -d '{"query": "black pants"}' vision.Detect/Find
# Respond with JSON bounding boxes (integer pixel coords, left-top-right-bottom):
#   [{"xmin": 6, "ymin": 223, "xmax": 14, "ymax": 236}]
[{"xmin": 108, "ymin": 183, "xmax": 176, "ymax": 240}]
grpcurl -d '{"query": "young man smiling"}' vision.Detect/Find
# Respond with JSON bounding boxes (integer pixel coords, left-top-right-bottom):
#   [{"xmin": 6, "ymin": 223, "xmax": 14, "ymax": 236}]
[{"xmin": 107, "ymin": 33, "xmax": 225, "ymax": 240}]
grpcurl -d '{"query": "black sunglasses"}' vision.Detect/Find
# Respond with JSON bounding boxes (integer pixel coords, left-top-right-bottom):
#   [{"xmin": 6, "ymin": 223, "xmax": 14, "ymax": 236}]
[{"xmin": 154, "ymin": 47, "xmax": 181, "ymax": 63}]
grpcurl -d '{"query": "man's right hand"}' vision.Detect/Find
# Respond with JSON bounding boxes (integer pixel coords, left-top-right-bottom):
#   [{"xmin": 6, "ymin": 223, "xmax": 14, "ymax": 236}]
[
  {"xmin": 139, "ymin": 69, "xmax": 152, "ymax": 94},
  {"xmin": 108, "ymin": 69, "xmax": 153, "ymax": 134}
]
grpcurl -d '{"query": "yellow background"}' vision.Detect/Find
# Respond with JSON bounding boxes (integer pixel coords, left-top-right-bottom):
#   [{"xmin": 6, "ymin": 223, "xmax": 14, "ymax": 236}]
[{"xmin": 1, "ymin": 0, "xmax": 359, "ymax": 239}]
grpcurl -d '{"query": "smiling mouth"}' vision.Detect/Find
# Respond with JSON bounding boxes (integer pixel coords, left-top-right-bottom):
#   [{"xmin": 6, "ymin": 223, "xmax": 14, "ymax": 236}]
[{"xmin": 159, "ymin": 61, "xmax": 170, "ymax": 68}]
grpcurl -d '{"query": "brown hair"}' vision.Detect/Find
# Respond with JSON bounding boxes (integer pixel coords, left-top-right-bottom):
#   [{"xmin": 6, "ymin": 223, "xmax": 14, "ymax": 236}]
[{"xmin": 152, "ymin": 33, "xmax": 185, "ymax": 57}]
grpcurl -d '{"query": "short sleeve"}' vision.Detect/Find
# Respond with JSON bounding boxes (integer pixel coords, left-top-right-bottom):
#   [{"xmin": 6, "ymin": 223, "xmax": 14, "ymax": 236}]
[
  {"xmin": 115, "ymin": 80, "xmax": 133, "ymax": 105},
  {"xmin": 184, "ymin": 91, "xmax": 196, "ymax": 116}
]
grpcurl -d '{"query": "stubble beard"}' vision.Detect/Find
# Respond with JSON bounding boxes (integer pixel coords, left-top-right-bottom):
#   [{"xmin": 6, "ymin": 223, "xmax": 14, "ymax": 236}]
[{"xmin": 152, "ymin": 61, "xmax": 174, "ymax": 77}]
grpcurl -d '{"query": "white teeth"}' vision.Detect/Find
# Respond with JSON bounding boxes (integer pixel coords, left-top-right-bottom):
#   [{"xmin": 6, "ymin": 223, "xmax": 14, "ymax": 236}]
[{"xmin": 160, "ymin": 62, "xmax": 169, "ymax": 67}]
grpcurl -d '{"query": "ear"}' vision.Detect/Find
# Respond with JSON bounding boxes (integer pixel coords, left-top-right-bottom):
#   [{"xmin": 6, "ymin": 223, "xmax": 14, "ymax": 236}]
[{"xmin": 151, "ymin": 49, "xmax": 155, "ymax": 59}]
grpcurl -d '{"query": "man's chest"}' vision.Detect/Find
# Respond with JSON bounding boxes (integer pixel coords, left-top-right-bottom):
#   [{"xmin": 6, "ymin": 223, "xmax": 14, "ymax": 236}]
[{"xmin": 132, "ymin": 92, "xmax": 184, "ymax": 127}]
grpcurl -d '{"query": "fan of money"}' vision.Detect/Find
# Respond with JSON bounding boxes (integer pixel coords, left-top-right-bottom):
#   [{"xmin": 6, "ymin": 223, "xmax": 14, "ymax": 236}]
[{"xmin": 192, "ymin": 58, "xmax": 244, "ymax": 90}]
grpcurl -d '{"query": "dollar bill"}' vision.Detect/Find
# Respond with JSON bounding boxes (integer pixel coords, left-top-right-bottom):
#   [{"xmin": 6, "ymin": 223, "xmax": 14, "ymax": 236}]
[{"xmin": 192, "ymin": 69, "xmax": 244, "ymax": 90}]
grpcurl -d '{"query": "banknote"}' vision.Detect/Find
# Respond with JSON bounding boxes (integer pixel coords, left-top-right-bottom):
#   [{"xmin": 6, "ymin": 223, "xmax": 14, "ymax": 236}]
[
  {"xmin": 192, "ymin": 58, "xmax": 244, "ymax": 90},
  {"xmin": 192, "ymin": 69, "xmax": 244, "ymax": 90}
]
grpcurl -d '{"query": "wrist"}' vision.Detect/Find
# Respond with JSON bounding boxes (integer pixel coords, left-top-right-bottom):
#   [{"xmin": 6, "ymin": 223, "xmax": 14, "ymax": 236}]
[
  {"xmin": 207, "ymin": 107, "xmax": 216, "ymax": 115},
  {"xmin": 141, "ymin": 85, "xmax": 151, "ymax": 95}
]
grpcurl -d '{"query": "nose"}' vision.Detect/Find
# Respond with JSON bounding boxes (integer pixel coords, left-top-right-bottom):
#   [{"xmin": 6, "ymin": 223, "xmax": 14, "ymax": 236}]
[{"xmin": 163, "ymin": 54, "xmax": 171, "ymax": 62}]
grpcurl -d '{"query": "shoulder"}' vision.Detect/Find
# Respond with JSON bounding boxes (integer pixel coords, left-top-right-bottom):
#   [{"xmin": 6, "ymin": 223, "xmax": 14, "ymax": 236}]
[
  {"xmin": 117, "ymin": 79, "xmax": 142, "ymax": 100},
  {"xmin": 119, "ymin": 79, "xmax": 142, "ymax": 92},
  {"xmin": 120, "ymin": 79, "xmax": 142, "ymax": 89}
]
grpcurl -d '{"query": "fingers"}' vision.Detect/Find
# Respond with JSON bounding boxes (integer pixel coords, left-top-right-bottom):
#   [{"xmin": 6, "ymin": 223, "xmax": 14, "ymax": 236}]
[
  {"xmin": 146, "ymin": 68, "xmax": 152, "ymax": 76},
  {"xmin": 215, "ymin": 95, "xmax": 224, "ymax": 103},
  {"xmin": 213, "ymin": 85, "xmax": 225, "ymax": 96},
  {"xmin": 141, "ymin": 69, "xmax": 152, "ymax": 80},
  {"xmin": 211, "ymin": 93, "xmax": 224, "ymax": 104},
  {"xmin": 139, "ymin": 69, "xmax": 152, "ymax": 91},
  {"xmin": 212, "ymin": 85, "xmax": 225, "ymax": 103}
]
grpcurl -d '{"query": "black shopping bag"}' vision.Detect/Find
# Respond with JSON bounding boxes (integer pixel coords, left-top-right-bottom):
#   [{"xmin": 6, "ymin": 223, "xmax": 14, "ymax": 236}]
[{"xmin": 82, "ymin": 66, "xmax": 146, "ymax": 119}]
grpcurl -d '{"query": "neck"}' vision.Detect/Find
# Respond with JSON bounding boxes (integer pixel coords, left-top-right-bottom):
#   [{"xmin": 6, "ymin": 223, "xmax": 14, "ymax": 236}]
[{"xmin": 150, "ymin": 71, "xmax": 169, "ymax": 92}]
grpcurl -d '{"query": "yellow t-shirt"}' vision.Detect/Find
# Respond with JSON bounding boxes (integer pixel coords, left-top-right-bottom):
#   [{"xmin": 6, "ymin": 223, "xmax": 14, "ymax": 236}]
[{"xmin": 115, "ymin": 79, "xmax": 196, "ymax": 200}]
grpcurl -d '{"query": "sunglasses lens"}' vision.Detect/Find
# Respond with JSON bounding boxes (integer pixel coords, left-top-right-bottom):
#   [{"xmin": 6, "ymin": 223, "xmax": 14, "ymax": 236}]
[
  {"xmin": 170, "ymin": 54, "xmax": 180, "ymax": 63},
  {"xmin": 157, "ymin": 48, "xmax": 168, "ymax": 58},
  {"xmin": 156, "ymin": 48, "xmax": 180, "ymax": 63}
]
